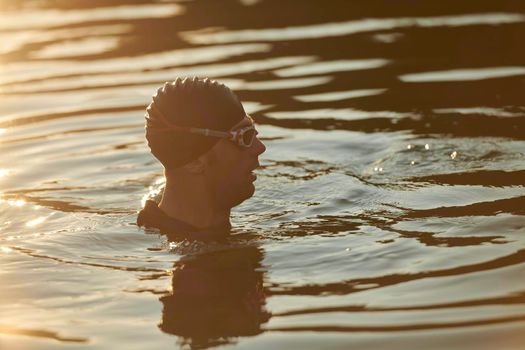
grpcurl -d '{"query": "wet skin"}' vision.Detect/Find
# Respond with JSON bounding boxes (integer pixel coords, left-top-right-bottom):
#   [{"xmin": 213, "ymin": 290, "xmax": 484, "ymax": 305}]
[{"xmin": 205, "ymin": 116, "xmax": 266, "ymax": 209}]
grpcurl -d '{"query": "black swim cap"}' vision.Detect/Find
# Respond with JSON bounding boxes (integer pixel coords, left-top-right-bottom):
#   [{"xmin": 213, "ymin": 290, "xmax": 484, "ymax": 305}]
[{"xmin": 145, "ymin": 77, "xmax": 246, "ymax": 169}]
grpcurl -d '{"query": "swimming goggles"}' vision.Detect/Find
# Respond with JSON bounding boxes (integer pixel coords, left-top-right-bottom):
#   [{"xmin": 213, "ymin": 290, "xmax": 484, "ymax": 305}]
[{"xmin": 147, "ymin": 103, "xmax": 258, "ymax": 148}]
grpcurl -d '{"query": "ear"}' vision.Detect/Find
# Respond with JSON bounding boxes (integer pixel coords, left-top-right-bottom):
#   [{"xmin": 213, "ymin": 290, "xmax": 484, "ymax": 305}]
[{"xmin": 184, "ymin": 157, "xmax": 206, "ymax": 174}]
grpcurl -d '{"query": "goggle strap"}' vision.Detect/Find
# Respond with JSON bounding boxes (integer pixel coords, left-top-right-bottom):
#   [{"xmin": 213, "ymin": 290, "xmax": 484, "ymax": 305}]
[
  {"xmin": 190, "ymin": 128, "xmax": 231, "ymax": 139},
  {"xmin": 148, "ymin": 104, "xmax": 254, "ymax": 147},
  {"xmin": 149, "ymin": 102, "xmax": 177, "ymax": 130}
]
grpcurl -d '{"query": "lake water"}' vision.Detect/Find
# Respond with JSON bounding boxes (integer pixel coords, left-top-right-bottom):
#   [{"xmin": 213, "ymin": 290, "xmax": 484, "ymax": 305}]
[{"xmin": 1, "ymin": 1, "xmax": 524, "ymax": 349}]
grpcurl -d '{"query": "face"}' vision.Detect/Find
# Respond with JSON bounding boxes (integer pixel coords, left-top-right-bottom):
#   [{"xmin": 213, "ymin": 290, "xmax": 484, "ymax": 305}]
[{"xmin": 204, "ymin": 116, "xmax": 266, "ymax": 209}]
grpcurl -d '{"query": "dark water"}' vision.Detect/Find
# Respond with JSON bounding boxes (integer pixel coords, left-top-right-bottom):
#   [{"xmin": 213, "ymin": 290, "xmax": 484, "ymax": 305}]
[{"xmin": 1, "ymin": 1, "xmax": 524, "ymax": 349}]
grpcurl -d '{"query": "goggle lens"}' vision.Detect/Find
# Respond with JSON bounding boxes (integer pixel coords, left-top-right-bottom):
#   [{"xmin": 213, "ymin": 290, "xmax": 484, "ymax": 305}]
[{"xmin": 242, "ymin": 128, "xmax": 256, "ymax": 146}]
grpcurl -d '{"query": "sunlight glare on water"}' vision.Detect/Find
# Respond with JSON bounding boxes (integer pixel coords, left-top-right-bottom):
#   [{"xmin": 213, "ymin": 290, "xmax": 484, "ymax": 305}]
[{"xmin": 0, "ymin": 1, "xmax": 524, "ymax": 349}]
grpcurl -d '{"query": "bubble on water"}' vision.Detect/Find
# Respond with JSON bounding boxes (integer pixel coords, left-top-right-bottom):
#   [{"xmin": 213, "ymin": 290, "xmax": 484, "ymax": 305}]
[
  {"xmin": 407, "ymin": 144, "xmax": 412, "ymax": 150},
  {"xmin": 451, "ymin": 151, "xmax": 458, "ymax": 159},
  {"xmin": 424, "ymin": 144, "xmax": 430, "ymax": 150},
  {"xmin": 410, "ymin": 160, "xmax": 416, "ymax": 165},
  {"xmin": 168, "ymin": 242, "xmax": 178, "ymax": 250}
]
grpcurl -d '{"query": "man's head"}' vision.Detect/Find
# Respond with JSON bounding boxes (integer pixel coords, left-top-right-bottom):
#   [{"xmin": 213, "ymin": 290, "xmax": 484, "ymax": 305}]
[{"xmin": 145, "ymin": 77, "xmax": 265, "ymax": 209}]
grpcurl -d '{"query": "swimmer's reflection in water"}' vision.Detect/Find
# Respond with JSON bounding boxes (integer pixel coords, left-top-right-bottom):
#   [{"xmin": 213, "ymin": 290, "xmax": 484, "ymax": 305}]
[{"xmin": 159, "ymin": 245, "xmax": 270, "ymax": 348}]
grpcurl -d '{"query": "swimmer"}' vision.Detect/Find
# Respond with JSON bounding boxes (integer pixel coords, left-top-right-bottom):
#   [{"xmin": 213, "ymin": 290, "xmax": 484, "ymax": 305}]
[{"xmin": 137, "ymin": 77, "xmax": 266, "ymax": 239}]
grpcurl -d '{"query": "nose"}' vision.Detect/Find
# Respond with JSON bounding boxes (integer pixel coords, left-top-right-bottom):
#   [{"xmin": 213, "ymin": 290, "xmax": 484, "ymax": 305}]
[{"xmin": 251, "ymin": 136, "xmax": 266, "ymax": 156}]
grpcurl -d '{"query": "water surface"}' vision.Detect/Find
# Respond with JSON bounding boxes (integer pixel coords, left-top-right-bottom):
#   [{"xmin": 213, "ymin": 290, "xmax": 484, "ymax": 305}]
[{"xmin": 1, "ymin": 1, "xmax": 524, "ymax": 349}]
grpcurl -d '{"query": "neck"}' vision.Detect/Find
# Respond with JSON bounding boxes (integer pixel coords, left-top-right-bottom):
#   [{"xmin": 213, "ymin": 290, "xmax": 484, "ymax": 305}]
[{"xmin": 158, "ymin": 174, "xmax": 231, "ymax": 232}]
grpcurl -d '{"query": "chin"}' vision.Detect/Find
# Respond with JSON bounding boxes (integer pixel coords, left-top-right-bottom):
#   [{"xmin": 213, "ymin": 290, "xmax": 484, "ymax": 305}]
[
  {"xmin": 232, "ymin": 185, "xmax": 256, "ymax": 208},
  {"xmin": 244, "ymin": 183, "xmax": 256, "ymax": 200}
]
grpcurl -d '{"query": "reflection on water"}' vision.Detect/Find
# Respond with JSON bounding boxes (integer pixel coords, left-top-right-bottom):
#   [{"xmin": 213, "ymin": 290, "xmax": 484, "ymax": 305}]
[
  {"xmin": 0, "ymin": 3, "xmax": 182, "ymax": 31},
  {"xmin": 181, "ymin": 12, "xmax": 525, "ymax": 43},
  {"xmin": 160, "ymin": 245, "xmax": 270, "ymax": 348},
  {"xmin": 399, "ymin": 66, "xmax": 525, "ymax": 82},
  {"xmin": 0, "ymin": 0, "xmax": 524, "ymax": 349}
]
